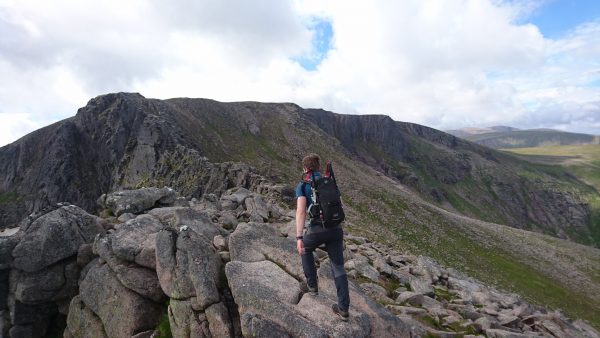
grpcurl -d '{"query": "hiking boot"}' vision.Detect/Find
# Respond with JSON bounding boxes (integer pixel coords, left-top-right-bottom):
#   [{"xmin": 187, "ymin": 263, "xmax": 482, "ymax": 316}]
[
  {"xmin": 331, "ymin": 304, "xmax": 349, "ymax": 321},
  {"xmin": 308, "ymin": 285, "xmax": 319, "ymax": 296}
]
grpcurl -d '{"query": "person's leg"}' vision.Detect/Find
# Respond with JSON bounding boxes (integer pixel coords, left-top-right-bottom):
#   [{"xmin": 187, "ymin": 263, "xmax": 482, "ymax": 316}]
[
  {"xmin": 325, "ymin": 227, "xmax": 350, "ymax": 312},
  {"xmin": 301, "ymin": 230, "xmax": 320, "ymax": 290}
]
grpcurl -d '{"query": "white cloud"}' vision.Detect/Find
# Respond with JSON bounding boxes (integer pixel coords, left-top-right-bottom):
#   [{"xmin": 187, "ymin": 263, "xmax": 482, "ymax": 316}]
[
  {"xmin": 0, "ymin": 112, "xmax": 44, "ymax": 146},
  {"xmin": 0, "ymin": 0, "xmax": 599, "ymax": 147}
]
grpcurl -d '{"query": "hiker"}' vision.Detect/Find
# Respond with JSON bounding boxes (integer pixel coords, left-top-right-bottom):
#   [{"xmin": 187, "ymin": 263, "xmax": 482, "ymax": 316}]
[{"xmin": 295, "ymin": 153, "xmax": 350, "ymax": 321}]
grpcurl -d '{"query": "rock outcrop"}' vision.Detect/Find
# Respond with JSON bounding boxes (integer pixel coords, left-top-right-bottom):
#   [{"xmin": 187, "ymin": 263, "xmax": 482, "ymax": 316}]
[
  {"xmin": 0, "ymin": 204, "xmax": 106, "ymax": 337},
  {"xmin": 98, "ymin": 187, "xmax": 177, "ymax": 217},
  {"xmin": 62, "ymin": 184, "xmax": 292, "ymax": 338},
  {"xmin": 0, "ymin": 184, "xmax": 598, "ymax": 337}
]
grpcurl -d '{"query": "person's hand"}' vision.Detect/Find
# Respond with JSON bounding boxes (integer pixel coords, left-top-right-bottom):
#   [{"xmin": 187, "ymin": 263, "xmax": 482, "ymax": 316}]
[{"xmin": 296, "ymin": 239, "xmax": 305, "ymax": 255}]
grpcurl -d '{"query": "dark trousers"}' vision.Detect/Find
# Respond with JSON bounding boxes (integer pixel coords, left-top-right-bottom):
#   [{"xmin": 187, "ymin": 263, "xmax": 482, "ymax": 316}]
[{"xmin": 301, "ymin": 225, "xmax": 350, "ymax": 312}]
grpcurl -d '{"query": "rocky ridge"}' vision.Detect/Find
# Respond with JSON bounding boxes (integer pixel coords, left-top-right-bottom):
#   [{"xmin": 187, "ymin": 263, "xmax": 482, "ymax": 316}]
[
  {"xmin": 1, "ymin": 92, "xmax": 597, "ymax": 247},
  {"xmin": 0, "ymin": 179, "xmax": 598, "ymax": 337}
]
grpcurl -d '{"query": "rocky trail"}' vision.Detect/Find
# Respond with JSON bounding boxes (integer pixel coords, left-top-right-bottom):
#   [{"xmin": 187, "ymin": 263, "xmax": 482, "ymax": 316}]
[{"xmin": 0, "ymin": 179, "xmax": 598, "ymax": 337}]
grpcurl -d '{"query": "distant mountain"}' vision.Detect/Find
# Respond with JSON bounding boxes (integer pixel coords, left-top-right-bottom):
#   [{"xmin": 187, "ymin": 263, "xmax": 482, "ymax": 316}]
[
  {"xmin": 1, "ymin": 93, "xmax": 600, "ymax": 327},
  {"xmin": 1, "ymin": 94, "xmax": 597, "ymax": 245},
  {"xmin": 447, "ymin": 125, "xmax": 519, "ymax": 138},
  {"xmin": 447, "ymin": 126, "xmax": 599, "ymax": 149}
]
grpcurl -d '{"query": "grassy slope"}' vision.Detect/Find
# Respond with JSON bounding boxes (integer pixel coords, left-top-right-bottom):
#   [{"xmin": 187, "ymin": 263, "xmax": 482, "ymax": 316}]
[
  {"xmin": 343, "ymin": 170, "xmax": 600, "ymax": 329},
  {"xmin": 353, "ymin": 132, "xmax": 600, "ymax": 246},
  {"xmin": 504, "ymin": 145, "xmax": 600, "ymax": 246},
  {"xmin": 504, "ymin": 144, "xmax": 600, "ymax": 192},
  {"xmin": 163, "ymin": 101, "xmax": 600, "ymax": 328},
  {"xmin": 464, "ymin": 130, "xmax": 597, "ymax": 148}
]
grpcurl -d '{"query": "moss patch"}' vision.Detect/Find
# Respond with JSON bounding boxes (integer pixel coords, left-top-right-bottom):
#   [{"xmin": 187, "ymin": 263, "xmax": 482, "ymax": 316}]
[
  {"xmin": 155, "ymin": 311, "xmax": 172, "ymax": 338},
  {"xmin": 380, "ymin": 275, "xmax": 403, "ymax": 298},
  {"xmin": 0, "ymin": 191, "xmax": 21, "ymax": 206},
  {"xmin": 433, "ymin": 287, "xmax": 458, "ymax": 303}
]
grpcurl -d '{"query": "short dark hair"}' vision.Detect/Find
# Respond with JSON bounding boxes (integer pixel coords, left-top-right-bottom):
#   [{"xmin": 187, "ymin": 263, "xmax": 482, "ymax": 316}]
[{"xmin": 302, "ymin": 153, "xmax": 321, "ymax": 172}]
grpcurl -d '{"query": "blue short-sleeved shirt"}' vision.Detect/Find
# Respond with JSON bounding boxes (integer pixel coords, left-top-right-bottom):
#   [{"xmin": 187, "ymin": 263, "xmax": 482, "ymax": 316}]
[{"xmin": 295, "ymin": 172, "xmax": 322, "ymax": 208}]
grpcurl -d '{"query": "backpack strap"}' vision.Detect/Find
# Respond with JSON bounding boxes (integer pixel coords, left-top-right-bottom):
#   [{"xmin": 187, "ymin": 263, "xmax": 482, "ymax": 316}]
[{"xmin": 310, "ymin": 171, "xmax": 319, "ymax": 203}]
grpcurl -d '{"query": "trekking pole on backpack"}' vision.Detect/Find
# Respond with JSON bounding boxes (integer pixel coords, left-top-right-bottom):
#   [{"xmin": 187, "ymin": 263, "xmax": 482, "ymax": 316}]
[{"xmin": 327, "ymin": 161, "xmax": 337, "ymax": 185}]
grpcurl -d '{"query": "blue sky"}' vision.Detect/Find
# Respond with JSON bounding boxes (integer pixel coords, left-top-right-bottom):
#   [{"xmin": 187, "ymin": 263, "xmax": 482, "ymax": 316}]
[
  {"xmin": 294, "ymin": 19, "xmax": 333, "ymax": 71},
  {"xmin": 526, "ymin": 0, "xmax": 600, "ymax": 38}
]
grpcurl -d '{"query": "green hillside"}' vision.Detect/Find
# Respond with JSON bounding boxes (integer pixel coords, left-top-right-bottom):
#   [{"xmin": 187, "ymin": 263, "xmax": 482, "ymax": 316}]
[
  {"xmin": 504, "ymin": 144, "xmax": 600, "ymax": 192},
  {"xmin": 505, "ymin": 145, "xmax": 600, "ymax": 247},
  {"xmin": 157, "ymin": 99, "xmax": 600, "ymax": 328},
  {"xmin": 451, "ymin": 128, "xmax": 599, "ymax": 149}
]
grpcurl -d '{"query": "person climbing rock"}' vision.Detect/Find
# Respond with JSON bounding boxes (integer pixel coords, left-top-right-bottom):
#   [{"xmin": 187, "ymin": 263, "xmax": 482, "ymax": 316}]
[{"xmin": 295, "ymin": 153, "xmax": 350, "ymax": 321}]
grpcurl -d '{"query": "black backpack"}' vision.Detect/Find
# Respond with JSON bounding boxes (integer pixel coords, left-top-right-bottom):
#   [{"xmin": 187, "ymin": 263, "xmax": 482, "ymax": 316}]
[{"xmin": 304, "ymin": 161, "xmax": 345, "ymax": 227}]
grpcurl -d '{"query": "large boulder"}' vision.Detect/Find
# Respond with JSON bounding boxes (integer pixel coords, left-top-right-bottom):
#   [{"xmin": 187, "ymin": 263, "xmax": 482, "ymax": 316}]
[
  {"xmin": 167, "ymin": 299, "xmax": 210, "ymax": 338},
  {"xmin": 317, "ymin": 260, "xmax": 418, "ymax": 337},
  {"xmin": 155, "ymin": 227, "xmax": 222, "ymax": 310},
  {"xmin": 79, "ymin": 261, "xmax": 164, "ymax": 338},
  {"xmin": 111, "ymin": 262, "xmax": 166, "ymax": 303},
  {"xmin": 228, "ymin": 222, "xmax": 303, "ymax": 279},
  {"xmin": 240, "ymin": 312, "xmax": 292, "ymax": 338},
  {"xmin": 99, "ymin": 187, "xmax": 176, "ymax": 216},
  {"xmin": 225, "ymin": 260, "xmax": 326, "ymax": 338},
  {"xmin": 219, "ymin": 187, "xmax": 252, "ymax": 210},
  {"xmin": 226, "ymin": 259, "xmax": 372, "ymax": 337},
  {"xmin": 147, "ymin": 206, "xmax": 225, "ymax": 239},
  {"xmin": 226, "ymin": 260, "xmax": 301, "ymax": 305},
  {"xmin": 12, "ymin": 205, "xmax": 105, "ymax": 273},
  {"xmin": 0, "ymin": 204, "xmax": 105, "ymax": 337},
  {"xmin": 66, "ymin": 295, "xmax": 108, "ymax": 338},
  {"xmin": 93, "ymin": 234, "xmax": 165, "ymax": 303},
  {"xmin": 3, "ymin": 205, "xmax": 104, "ymax": 336},
  {"xmin": 110, "ymin": 214, "xmax": 164, "ymax": 264},
  {"xmin": 135, "ymin": 233, "xmax": 159, "ymax": 269},
  {"xmin": 345, "ymin": 258, "xmax": 380, "ymax": 283},
  {"xmin": 295, "ymin": 295, "xmax": 371, "ymax": 337},
  {"xmin": 245, "ymin": 195, "xmax": 269, "ymax": 222},
  {"xmin": 10, "ymin": 259, "xmax": 79, "ymax": 303},
  {"xmin": 205, "ymin": 302, "xmax": 235, "ymax": 338},
  {"xmin": 226, "ymin": 187, "xmax": 252, "ymax": 205}
]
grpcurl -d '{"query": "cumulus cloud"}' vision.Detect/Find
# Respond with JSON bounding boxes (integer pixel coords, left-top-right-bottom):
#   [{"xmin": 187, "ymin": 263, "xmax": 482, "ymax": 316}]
[
  {"xmin": 506, "ymin": 20, "xmax": 600, "ymax": 131},
  {"xmin": 0, "ymin": 0, "xmax": 599, "ymax": 147}
]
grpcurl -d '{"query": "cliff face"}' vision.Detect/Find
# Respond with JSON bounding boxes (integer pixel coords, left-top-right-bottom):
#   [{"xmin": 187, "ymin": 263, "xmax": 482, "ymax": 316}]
[
  {"xmin": 0, "ymin": 92, "xmax": 598, "ymax": 246},
  {"xmin": 302, "ymin": 109, "xmax": 596, "ymax": 243},
  {"xmin": 0, "ymin": 93, "xmax": 183, "ymax": 226},
  {"xmin": 0, "ymin": 119, "xmax": 98, "ymax": 226}
]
